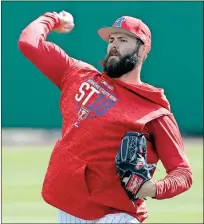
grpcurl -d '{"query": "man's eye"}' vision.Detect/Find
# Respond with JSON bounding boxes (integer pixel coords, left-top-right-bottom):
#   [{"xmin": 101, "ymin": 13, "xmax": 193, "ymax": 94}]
[
  {"xmin": 109, "ymin": 40, "xmax": 114, "ymax": 43},
  {"xmin": 121, "ymin": 39, "xmax": 127, "ymax": 42}
]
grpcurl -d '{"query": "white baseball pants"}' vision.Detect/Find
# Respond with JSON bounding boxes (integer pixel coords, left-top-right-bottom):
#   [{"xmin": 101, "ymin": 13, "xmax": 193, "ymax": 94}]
[{"xmin": 58, "ymin": 210, "xmax": 140, "ymax": 223}]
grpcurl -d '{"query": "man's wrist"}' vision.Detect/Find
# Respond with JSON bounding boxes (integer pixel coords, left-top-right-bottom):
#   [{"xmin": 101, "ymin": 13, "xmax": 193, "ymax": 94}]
[
  {"xmin": 148, "ymin": 179, "xmax": 156, "ymax": 197},
  {"xmin": 137, "ymin": 179, "xmax": 157, "ymax": 199},
  {"xmin": 44, "ymin": 12, "xmax": 61, "ymax": 29}
]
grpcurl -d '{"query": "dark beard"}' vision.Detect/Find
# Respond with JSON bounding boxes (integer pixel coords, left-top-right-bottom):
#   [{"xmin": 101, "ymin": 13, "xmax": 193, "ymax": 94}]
[{"xmin": 103, "ymin": 51, "xmax": 140, "ymax": 78}]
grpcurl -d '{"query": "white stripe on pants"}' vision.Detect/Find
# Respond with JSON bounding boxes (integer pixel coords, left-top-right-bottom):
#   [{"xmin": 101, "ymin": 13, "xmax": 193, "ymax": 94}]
[{"xmin": 58, "ymin": 210, "xmax": 140, "ymax": 223}]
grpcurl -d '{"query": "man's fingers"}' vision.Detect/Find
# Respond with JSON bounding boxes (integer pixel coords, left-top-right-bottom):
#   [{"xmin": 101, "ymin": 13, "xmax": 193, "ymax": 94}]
[
  {"xmin": 62, "ymin": 10, "xmax": 66, "ymax": 16},
  {"xmin": 52, "ymin": 10, "xmax": 75, "ymax": 33},
  {"xmin": 60, "ymin": 27, "xmax": 73, "ymax": 33},
  {"xmin": 64, "ymin": 22, "xmax": 75, "ymax": 29}
]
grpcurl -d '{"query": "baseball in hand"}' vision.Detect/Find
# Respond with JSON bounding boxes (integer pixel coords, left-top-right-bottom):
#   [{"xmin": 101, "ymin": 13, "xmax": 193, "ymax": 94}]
[{"xmin": 54, "ymin": 11, "xmax": 75, "ymax": 33}]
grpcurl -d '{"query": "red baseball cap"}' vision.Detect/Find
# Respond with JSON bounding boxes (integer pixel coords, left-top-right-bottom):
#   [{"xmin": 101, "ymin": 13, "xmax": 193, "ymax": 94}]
[{"xmin": 98, "ymin": 16, "xmax": 151, "ymax": 54}]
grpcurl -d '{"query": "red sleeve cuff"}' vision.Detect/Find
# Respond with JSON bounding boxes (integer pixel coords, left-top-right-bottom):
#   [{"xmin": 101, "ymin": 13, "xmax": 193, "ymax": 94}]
[
  {"xmin": 43, "ymin": 12, "xmax": 61, "ymax": 29},
  {"xmin": 152, "ymin": 167, "xmax": 193, "ymax": 200},
  {"xmin": 152, "ymin": 180, "xmax": 163, "ymax": 200}
]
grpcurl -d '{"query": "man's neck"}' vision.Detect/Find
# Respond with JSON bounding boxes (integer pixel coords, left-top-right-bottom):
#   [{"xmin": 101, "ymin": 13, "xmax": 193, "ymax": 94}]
[{"xmin": 115, "ymin": 65, "xmax": 142, "ymax": 85}]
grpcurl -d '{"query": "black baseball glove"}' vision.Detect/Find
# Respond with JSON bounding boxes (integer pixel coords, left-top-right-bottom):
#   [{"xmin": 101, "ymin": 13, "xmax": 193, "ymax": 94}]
[{"xmin": 115, "ymin": 132, "xmax": 156, "ymax": 201}]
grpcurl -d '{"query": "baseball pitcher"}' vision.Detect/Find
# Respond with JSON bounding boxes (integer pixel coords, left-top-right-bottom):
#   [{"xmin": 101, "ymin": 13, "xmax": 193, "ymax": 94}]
[{"xmin": 18, "ymin": 10, "xmax": 193, "ymax": 223}]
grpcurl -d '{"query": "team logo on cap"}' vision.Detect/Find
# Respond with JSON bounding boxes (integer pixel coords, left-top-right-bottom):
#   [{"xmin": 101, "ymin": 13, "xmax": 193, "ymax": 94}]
[{"xmin": 113, "ymin": 17, "xmax": 126, "ymax": 28}]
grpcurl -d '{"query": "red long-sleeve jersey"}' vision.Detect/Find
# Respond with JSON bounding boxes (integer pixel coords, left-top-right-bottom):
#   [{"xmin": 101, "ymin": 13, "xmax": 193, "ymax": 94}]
[
  {"xmin": 145, "ymin": 115, "xmax": 192, "ymax": 199},
  {"xmin": 18, "ymin": 12, "xmax": 193, "ymax": 222}
]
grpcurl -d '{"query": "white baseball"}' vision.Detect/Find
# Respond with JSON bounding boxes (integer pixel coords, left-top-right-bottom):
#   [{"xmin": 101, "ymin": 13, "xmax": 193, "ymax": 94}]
[
  {"xmin": 59, "ymin": 11, "xmax": 74, "ymax": 24},
  {"xmin": 65, "ymin": 14, "xmax": 74, "ymax": 24}
]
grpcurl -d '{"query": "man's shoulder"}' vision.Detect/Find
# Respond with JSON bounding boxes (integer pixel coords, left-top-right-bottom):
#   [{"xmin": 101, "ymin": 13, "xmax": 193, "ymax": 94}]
[
  {"xmin": 70, "ymin": 58, "xmax": 101, "ymax": 74},
  {"xmin": 141, "ymin": 82, "xmax": 164, "ymax": 92},
  {"xmin": 61, "ymin": 58, "xmax": 101, "ymax": 88}
]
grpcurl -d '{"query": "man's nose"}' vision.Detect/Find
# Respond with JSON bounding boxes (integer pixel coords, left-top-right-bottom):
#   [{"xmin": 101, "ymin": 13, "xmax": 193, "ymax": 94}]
[
  {"xmin": 111, "ymin": 45, "xmax": 119, "ymax": 52},
  {"xmin": 112, "ymin": 42, "xmax": 119, "ymax": 49}
]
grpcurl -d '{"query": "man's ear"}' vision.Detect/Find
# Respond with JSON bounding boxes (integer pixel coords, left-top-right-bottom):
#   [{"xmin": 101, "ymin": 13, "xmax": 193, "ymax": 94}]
[
  {"xmin": 140, "ymin": 45, "xmax": 148, "ymax": 62},
  {"xmin": 143, "ymin": 54, "xmax": 148, "ymax": 61},
  {"xmin": 138, "ymin": 46, "xmax": 148, "ymax": 62}
]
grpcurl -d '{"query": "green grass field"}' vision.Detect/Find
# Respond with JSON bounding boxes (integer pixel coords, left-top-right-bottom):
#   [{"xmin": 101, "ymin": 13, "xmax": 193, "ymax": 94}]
[{"xmin": 2, "ymin": 141, "xmax": 203, "ymax": 223}]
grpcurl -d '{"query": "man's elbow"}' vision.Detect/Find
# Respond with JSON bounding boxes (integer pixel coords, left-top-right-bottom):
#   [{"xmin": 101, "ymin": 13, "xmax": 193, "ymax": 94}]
[
  {"xmin": 186, "ymin": 166, "xmax": 193, "ymax": 191},
  {"xmin": 18, "ymin": 30, "xmax": 30, "ymax": 53},
  {"xmin": 18, "ymin": 31, "xmax": 39, "ymax": 59},
  {"xmin": 18, "ymin": 38, "xmax": 29, "ymax": 54},
  {"xmin": 18, "ymin": 27, "xmax": 40, "ymax": 54},
  {"xmin": 179, "ymin": 165, "xmax": 193, "ymax": 194}
]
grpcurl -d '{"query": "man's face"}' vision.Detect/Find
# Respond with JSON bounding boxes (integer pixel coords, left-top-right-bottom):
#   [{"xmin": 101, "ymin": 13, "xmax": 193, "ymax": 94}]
[{"xmin": 103, "ymin": 33, "xmax": 143, "ymax": 78}]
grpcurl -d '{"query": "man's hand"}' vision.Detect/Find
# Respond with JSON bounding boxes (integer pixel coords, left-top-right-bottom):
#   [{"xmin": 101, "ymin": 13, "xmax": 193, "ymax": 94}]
[
  {"xmin": 115, "ymin": 132, "xmax": 157, "ymax": 201},
  {"xmin": 53, "ymin": 11, "xmax": 75, "ymax": 33},
  {"xmin": 137, "ymin": 179, "xmax": 156, "ymax": 199}
]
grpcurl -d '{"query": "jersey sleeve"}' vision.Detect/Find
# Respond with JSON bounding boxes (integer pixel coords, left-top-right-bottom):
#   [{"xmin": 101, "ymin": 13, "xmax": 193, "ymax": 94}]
[
  {"xmin": 145, "ymin": 114, "xmax": 193, "ymax": 199},
  {"xmin": 18, "ymin": 12, "xmax": 79, "ymax": 89}
]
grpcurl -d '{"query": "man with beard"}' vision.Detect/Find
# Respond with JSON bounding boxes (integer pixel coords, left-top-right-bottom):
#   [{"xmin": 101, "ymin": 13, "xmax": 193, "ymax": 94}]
[
  {"xmin": 103, "ymin": 37, "xmax": 143, "ymax": 79},
  {"xmin": 18, "ymin": 11, "xmax": 192, "ymax": 223}
]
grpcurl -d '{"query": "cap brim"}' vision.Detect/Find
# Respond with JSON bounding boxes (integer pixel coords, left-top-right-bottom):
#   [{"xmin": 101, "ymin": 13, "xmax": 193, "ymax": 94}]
[{"xmin": 98, "ymin": 27, "xmax": 139, "ymax": 42}]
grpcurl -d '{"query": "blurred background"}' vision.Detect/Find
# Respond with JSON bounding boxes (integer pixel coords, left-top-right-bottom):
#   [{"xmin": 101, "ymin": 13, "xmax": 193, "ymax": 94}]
[{"xmin": 2, "ymin": 1, "xmax": 203, "ymax": 223}]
